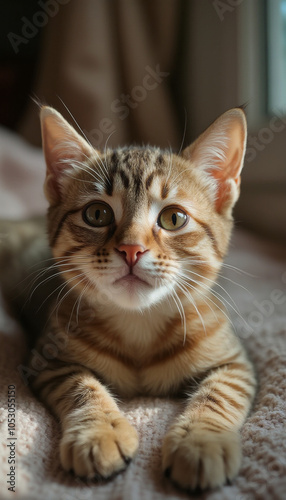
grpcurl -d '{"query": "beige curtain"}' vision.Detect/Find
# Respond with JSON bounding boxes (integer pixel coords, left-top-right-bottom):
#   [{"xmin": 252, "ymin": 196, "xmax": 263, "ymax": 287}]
[{"xmin": 19, "ymin": 0, "xmax": 182, "ymax": 151}]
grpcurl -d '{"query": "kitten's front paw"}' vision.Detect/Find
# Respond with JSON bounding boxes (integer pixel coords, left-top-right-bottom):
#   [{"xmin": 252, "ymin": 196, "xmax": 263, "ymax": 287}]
[
  {"xmin": 60, "ymin": 412, "xmax": 139, "ymax": 479},
  {"xmin": 162, "ymin": 423, "xmax": 241, "ymax": 491}
]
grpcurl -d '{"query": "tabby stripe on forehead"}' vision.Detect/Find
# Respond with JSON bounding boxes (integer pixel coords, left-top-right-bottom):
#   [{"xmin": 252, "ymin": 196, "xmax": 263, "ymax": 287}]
[
  {"xmin": 145, "ymin": 172, "xmax": 155, "ymax": 190},
  {"xmin": 111, "ymin": 151, "xmax": 119, "ymax": 166},
  {"xmin": 134, "ymin": 175, "xmax": 142, "ymax": 198},
  {"xmin": 51, "ymin": 208, "xmax": 81, "ymax": 247},
  {"xmin": 156, "ymin": 154, "xmax": 164, "ymax": 165},
  {"xmin": 123, "ymin": 152, "xmax": 132, "ymax": 165},
  {"xmin": 161, "ymin": 182, "xmax": 169, "ymax": 199},
  {"xmin": 104, "ymin": 177, "xmax": 113, "ymax": 196},
  {"xmin": 105, "ymin": 154, "xmax": 120, "ymax": 196},
  {"xmin": 119, "ymin": 170, "xmax": 130, "ymax": 189}
]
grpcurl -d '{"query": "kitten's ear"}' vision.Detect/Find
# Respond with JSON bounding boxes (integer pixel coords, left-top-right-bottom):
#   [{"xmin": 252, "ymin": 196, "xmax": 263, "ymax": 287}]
[
  {"xmin": 40, "ymin": 106, "xmax": 93, "ymax": 205},
  {"xmin": 182, "ymin": 108, "xmax": 247, "ymax": 215}
]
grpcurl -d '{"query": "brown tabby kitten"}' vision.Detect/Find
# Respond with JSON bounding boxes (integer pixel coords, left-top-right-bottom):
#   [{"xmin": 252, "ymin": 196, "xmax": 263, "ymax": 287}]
[{"xmin": 1, "ymin": 107, "xmax": 256, "ymax": 491}]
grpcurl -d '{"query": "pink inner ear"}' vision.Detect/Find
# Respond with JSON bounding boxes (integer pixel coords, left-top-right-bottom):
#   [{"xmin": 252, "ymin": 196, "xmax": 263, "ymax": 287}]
[
  {"xmin": 181, "ymin": 108, "xmax": 247, "ymax": 214},
  {"xmin": 211, "ymin": 128, "xmax": 244, "ymax": 184},
  {"xmin": 209, "ymin": 123, "xmax": 245, "ymax": 213},
  {"xmin": 215, "ymin": 180, "xmax": 236, "ymax": 213}
]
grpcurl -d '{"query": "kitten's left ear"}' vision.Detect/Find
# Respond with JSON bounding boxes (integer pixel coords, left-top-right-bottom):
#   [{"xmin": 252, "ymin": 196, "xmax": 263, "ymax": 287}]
[
  {"xmin": 40, "ymin": 106, "xmax": 94, "ymax": 205},
  {"xmin": 182, "ymin": 108, "xmax": 247, "ymax": 215}
]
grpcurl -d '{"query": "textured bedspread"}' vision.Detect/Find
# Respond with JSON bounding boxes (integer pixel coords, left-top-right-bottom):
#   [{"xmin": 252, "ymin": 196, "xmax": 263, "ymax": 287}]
[{"xmin": 0, "ymin": 128, "xmax": 285, "ymax": 500}]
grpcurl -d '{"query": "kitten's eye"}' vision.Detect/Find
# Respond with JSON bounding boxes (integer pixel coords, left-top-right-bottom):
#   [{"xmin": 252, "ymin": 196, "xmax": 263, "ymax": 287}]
[
  {"xmin": 83, "ymin": 202, "xmax": 114, "ymax": 227},
  {"xmin": 158, "ymin": 207, "xmax": 188, "ymax": 231}
]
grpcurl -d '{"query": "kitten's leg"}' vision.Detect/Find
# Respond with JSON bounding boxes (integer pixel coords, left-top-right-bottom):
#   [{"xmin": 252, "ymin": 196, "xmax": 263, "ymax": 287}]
[
  {"xmin": 32, "ymin": 360, "xmax": 139, "ymax": 478},
  {"xmin": 162, "ymin": 348, "xmax": 256, "ymax": 490}
]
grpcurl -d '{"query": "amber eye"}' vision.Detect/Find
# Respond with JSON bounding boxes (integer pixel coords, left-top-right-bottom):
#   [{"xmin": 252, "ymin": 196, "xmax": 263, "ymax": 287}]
[
  {"xmin": 158, "ymin": 207, "xmax": 188, "ymax": 231},
  {"xmin": 83, "ymin": 202, "xmax": 114, "ymax": 227}
]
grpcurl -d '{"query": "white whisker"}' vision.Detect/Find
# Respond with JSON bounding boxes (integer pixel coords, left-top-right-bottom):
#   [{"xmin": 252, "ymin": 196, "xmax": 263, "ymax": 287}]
[
  {"xmin": 176, "ymin": 281, "xmax": 206, "ymax": 338},
  {"xmin": 177, "ymin": 108, "xmax": 187, "ymax": 156},
  {"xmin": 171, "ymin": 289, "xmax": 186, "ymax": 345}
]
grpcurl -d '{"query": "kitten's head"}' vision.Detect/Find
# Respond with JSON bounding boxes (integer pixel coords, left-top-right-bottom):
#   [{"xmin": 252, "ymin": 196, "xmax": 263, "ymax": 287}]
[{"xmin": 40, "ymin": 107, "xmax": 247, "ymax": 311}]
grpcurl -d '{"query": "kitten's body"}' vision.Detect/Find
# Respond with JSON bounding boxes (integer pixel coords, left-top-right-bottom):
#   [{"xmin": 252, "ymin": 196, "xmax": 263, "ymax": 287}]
[{"xmin": 0, "ymin": 108, "xmax": 256, "ymax": 491}]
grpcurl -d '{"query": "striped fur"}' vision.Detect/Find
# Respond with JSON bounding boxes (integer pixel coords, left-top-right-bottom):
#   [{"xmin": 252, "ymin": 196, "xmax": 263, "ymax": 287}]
[{"xmin": 18, "ymin": 107, "xmax": 256, "ymax": 490}]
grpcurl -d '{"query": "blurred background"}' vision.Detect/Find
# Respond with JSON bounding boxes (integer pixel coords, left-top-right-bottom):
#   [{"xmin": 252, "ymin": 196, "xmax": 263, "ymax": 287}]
[{"xmin": 0, "ymin": 0, "xmax": 285, "ymax": 242}]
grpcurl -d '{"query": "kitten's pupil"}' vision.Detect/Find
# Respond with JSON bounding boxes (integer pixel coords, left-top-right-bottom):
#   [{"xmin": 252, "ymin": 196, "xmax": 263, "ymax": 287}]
[
  {"xmin": 95, "ymin": 210, "xmax": 100, "ymax": 220},
  {"xmin": 172, "ymin": 213, "xmax": 177, "ymax": 226}
]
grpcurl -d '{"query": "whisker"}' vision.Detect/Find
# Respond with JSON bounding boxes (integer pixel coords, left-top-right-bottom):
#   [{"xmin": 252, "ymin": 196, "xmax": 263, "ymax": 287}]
[
  {"xmin": 21, "ymin": 257, "xmax": 93, "ymax": 296},
  {"xmin": 104, "ymin": 130, "xmax": 116, "ymax": 164},
  {"xmin": 220, "ymin": 262, "xmax": 256, "ymax": 277},
  {"xmin": 176, "ymin": 273, "xmax": 220, "ymax": 323},
  {"xmin": 180, "ymin": 255, "xmax": 255, "ymax": 278},
  {"xmin": 48, "ymin": 273, "xmax": 87, "ymax": 323},
  {"xmin": 182, "ymin": 267, "xmax": 240, "ymax": 312},
  {"xmin": 173, "ymin": 258, "xmax": 245, "ymax": 313},
  {"xmin": 58, "ymin": 96, "xmax": 93, "ymax": 148},
  {"xmin": 55, "ymin": 98, "xmax": 111, "ymax": 183},
  {"xmin": 57, "ymin": 97, "xmax": 111, "ymax": 182},
  {"xmin": 177, "ymin": 107, "xmax": 187, "ymax": 156},
  {"xmin": 176, "ymin": 270, "xmax": 248, "ymax": 329},
  {"xmin": 216, "ymin": 274, "xmax": 253, "ymax": 295},
  {"xmin": 171, "ymin": 289, "xmax": 186, "ymax": 345},
  {"xmin": 176, "ymin": 272, "xmax": 238, "ymax": 331},
  {"xmin": 55, "ymin": 275, "xmax": 88, "ymax": 328},
  {"xmin": 176, "ymin": 281, "xmax": 206, "ymax": 338},
  {"xmin": 170, "ymin": 167, "xmax": 194, "ymax": 190},
  {"xmin": 59, "ymin": 158, "xmax": 107, "ymax": 186},
  {"xmin": 66, "ymin": 279, "xmax": 89, "ymax": 334},
  {"xmin": 32, "ymin": 267, "xmax": 87, "ymax": 313},
  {"xmin": 76, "ymin": 282, "xmax": 90, "ymax": 324},
  {"xmin": 163, "ymin": 145, "xmax": 174, "ymax": 190}
]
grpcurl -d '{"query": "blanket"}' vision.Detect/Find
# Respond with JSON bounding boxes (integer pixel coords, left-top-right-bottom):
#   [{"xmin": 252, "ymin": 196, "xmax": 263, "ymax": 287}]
[{"xmin": 0, "ymin": 128, "xmax": 285, "ymax": 500}]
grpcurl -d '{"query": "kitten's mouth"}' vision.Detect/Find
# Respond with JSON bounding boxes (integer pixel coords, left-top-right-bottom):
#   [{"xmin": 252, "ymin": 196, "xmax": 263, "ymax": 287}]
[{"xmin": 114, "ymin": 272, "xmax": 151, "ymax": 288}]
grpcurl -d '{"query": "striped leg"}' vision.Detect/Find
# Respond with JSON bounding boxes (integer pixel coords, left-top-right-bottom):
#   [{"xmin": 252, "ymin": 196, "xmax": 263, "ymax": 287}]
[
  {"xmin": 32, "ymin": 362, "xmax": 139, "ymax": 478},
  {"xmin": 162, "ymin": 354, "xmax": 256, "ymax": 490}
]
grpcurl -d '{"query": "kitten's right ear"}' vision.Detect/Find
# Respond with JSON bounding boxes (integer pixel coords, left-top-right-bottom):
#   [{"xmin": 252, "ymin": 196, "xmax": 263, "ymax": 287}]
[
  {"xmin": 181, "ymin": 108, "xmax": 247, "ymax": 216},
  {"xmin": 40, "ymin": 106, "xmax": 93, "ymax": 205}
]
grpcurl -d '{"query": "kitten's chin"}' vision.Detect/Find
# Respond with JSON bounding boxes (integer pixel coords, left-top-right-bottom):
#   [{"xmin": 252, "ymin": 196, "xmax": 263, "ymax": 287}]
[{"xmin": 105, "ymin": 277, "xmax": 172, "ymax": 311}]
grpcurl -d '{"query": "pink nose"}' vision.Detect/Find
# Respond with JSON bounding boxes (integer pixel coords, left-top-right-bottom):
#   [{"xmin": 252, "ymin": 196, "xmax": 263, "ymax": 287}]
[{"xmin": 116, "ymin": 244, "xmax": 146, "ymax": 266}]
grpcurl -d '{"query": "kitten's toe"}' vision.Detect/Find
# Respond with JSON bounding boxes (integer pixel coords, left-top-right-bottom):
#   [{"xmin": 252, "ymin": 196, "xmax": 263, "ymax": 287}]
[
  {"xmin": 162, "ymin": 424, "xmax": 241, "ymax": 491},
  {"xmin": 60, "ymin": 412, "xmax": 139, "ymax": 479}
]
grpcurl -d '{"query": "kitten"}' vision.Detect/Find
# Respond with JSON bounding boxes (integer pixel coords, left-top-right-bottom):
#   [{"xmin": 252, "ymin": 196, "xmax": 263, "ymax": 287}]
[{"xmin": 1, "ymin": 106, "xmax": 256, "ymax": 491}]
